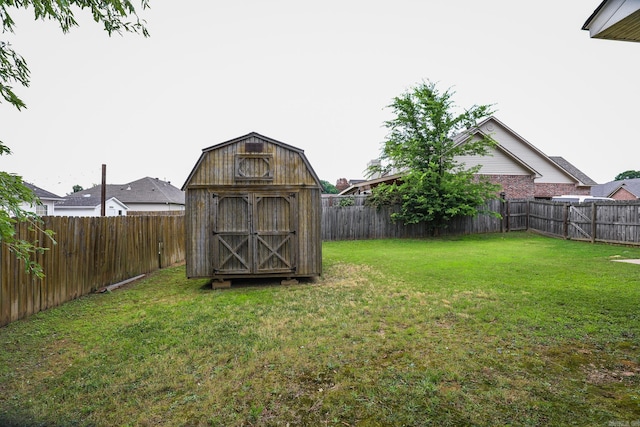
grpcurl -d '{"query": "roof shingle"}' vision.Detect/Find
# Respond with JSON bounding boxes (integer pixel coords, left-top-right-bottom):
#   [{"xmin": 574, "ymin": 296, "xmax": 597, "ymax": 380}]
[{"xmin": 68, "ymin": 177, "xmax": 185, "ymax": 205}]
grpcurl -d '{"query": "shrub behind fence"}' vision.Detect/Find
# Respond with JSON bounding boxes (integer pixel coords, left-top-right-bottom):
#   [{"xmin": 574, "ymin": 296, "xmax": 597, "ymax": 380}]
[
  {"xmin": 321, "ymin": 196, "xmax": 503, "ymax": 240},
  {"xmin": 0, "ymin": 215, "xmax": 185, "ymax": 327}
]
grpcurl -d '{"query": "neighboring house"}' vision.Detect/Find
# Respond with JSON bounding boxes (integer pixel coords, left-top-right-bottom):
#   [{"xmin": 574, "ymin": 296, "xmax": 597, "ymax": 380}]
[
  {"xmin": 21, "ymin": 183, "xmax": 65, "ymax": 216},
  {"xmin": 340, "ymin": 116, "xmax": 597, "ymax": 199},
  {"xmin": 59, "ymin": 177, "xmax": 185, "ymax": 214},
  {"xmin": 55, "ymin": 195, "xmax": 129, "ymax": 217},
  {"xmin": 339, "ymin": 173, "xmax": 403, "ymax": 196},
  {"xmin": 592, "ymin": 178, "xmax": 640, "ymax": 200},
  {"xmin": 583, "ymin": 0, "xmax": 640, "ymax": 42}
]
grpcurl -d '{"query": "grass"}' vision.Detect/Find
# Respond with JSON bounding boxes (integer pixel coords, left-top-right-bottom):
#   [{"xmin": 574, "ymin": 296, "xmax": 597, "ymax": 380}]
[{"xmin": 1, "ymin": 232, "xmax": 640, "ymax": 426}]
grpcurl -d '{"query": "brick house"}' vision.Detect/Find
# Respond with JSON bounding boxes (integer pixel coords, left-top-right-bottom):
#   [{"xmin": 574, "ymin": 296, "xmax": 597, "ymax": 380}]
[
  {"xmin": 591, "ymin": 178, "xmax": 640, "ymax": 200},
  {"xmin": 340, "ymin": 116, "xmax": 597, "ymax": 199}
]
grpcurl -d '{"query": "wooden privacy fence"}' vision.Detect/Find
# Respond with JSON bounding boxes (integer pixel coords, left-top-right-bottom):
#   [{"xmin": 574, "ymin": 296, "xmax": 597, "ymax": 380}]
[
  {"xmin": 1, "ymin": 215, "xmax": 185, "ymax": 327},
  {"xmin": 322, "ymin": 196, "xmax": 503, "ymax": 240},
  {"xmin": 322, "ymin": 196, "xmax": 640, "ymax": 246},
  {"xmin": 525, "ymin": 200, "xmax": 640, "ymax": 244}
]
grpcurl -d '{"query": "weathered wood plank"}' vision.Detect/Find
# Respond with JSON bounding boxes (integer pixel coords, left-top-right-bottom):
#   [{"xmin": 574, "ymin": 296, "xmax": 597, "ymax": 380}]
[{"xmin": 1, "ymin": 215, "xmax": 186, "ymax": 327}]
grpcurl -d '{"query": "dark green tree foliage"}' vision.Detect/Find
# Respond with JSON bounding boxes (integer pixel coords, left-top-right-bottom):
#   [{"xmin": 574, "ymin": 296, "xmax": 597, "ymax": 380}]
[
  {"xmin": 614, "ymin": 170, "xmax": 640, "ymax": 181},
  {"xmin": 320, "ymin": 180, "xmax": 339, "ymax": 194},
  {"xmin": 0, "ymin": 0, "xmax": 149, "ymax": 276},
  {"xmin": 368, "ymin": 81, "xmax": 501, "ymax": 233}
]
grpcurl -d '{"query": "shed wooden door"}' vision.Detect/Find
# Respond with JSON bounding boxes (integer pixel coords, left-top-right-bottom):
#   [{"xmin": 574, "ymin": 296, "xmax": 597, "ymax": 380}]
[{"xmin": 212, "ymin": 193, "xmax": 297, "ymax": 275}]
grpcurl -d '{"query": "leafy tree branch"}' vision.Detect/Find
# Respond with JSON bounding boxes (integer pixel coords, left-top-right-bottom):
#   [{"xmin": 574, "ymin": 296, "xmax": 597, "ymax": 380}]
[{"xmin": 0, "ymin": 0, "xmax": 149, "ymax": 277}]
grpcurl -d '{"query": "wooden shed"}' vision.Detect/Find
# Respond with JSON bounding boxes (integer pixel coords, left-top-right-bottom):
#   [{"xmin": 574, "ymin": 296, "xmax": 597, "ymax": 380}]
[{"xmin": 181, "ymin": 132, "xmax": 323, "ymax": 284}]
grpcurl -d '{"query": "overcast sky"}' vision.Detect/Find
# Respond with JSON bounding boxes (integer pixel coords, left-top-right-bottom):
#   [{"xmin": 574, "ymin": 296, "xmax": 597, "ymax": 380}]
[{"xmin": 1, "ymin": 1, "xmax": 638, "ymax": 196}]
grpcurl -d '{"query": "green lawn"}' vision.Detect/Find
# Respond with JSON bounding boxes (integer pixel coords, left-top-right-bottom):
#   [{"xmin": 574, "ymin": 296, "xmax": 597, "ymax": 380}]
[{"xmin": 1, "ymin": 232, "xmax": 640, "ymax": 426}]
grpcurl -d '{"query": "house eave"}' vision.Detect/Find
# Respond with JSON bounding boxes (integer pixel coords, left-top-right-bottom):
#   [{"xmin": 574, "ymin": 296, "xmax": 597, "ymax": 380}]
[{"xmin": 583, "ymin": 0, "xmax": 640, "ymax": 42}]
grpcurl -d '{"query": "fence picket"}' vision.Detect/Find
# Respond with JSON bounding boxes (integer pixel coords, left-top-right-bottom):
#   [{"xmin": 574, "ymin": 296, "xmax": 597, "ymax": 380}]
[{"xmin": 0, "ymin": 215, "xmax": 185, "ymax": 327}]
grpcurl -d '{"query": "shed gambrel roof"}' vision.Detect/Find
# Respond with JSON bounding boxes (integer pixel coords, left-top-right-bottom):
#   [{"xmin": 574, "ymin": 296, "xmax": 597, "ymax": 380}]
[
  {"xmin": 66, "ymin": 177, "xmax": 185, "ymax": 206},
  {"xmin": 592, "ymin": 178, "xmax": 640, "ymax": 198},
  {"xmin": 181, "ymin": 132, "xmax": 323, "ymax": 190}
]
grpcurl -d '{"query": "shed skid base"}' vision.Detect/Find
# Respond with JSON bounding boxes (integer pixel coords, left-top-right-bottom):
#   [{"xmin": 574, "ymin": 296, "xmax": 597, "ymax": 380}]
[
  {"xmin": 281, "ymin": 278, "xmax": 299, "ymax": 286},
  {"xmin": 212, "ymin": 280, "xmax": 232, "ymax": 289}
]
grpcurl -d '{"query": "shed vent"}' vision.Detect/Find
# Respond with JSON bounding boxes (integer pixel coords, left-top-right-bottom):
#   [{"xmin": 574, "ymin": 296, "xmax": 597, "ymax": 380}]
[{"xmin": 245, "ymin": 142, "xmax": 264, "ymax": 153}]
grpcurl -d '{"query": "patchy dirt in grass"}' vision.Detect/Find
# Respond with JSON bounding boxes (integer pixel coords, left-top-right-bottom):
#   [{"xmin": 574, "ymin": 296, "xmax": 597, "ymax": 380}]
[
  {"xmin": 541, "ymin": 343, "xmax": 640, "ymax": 387},
  {"xmin": 583, "ymin": 361, "xmax": 640, "ymax": 385},
  {"xmin": 319, "ymin": 263, "xmax": 385, "ymax": 288}
]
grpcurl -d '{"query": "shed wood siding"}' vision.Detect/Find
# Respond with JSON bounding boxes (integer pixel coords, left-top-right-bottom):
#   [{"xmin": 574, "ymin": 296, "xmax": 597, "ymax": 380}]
[
  {"xmin": 186, "ymin": 137, "xmax": 318, "ymax": 187},
  {"xmin": 183, "ymin": 133, "xmax": 322, "ymax": 280}
]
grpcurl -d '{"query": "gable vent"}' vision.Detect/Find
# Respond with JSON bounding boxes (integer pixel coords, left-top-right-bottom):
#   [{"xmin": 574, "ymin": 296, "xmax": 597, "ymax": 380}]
[{"xmin": 245, "ymin": 142, "xmax": 264, "ymax": 153}]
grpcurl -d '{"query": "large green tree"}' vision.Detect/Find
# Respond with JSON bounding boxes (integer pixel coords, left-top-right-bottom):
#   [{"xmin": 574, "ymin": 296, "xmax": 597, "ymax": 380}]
[
  {"xmin": 368, "ymin": 81, "xmax": 501, "ymax": 233},
  {"xmin": 0, "ymin": 0, "xmax": 149, "ymax": 276}
]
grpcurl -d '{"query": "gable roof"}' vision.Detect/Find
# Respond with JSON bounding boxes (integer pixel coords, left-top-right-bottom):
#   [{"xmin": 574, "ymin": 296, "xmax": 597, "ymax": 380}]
[
  {"xmin": 592, "ymin": 178, "xmax": 640, "ymax": 198},
  {"xmin": 338, "ymin": 173, "xmax": 403, "ymax": 195},
  {"xmin": 583, "ymin": 0, "xmax": 640, "ymax": 42},
  {"xmin": 55, "ymin": 196, "xmax": 128, "ymax": 209},
  {"xmin": 459, "ymin": 116, "xmax": 596, "ymax": 187},
  {"xmin": 68, "ymin": 177, "xmax": 185, "ymax": 205},
  {"xmin": 182, "ymin": 132, "xmax": 323, "ymax": 190},
  {"xmin": 24, "ymin": 183, "xmax": 64, "ymax": 201},
  {"xmin": 549, "ymin": 156, "xmax": 598, "ymax": 186},
  {"xmin": 452, "ymin": 120, "xmax": 542, "ymax": 177}
]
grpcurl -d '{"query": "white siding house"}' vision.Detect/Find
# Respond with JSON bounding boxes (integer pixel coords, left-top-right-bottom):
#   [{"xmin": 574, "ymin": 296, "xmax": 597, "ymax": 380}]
[
  {"xmin": 21, "ymin": 183, "xmax": 64, "ymax": 216},
  {"xmin": 60, "ymin": 177, "xmax": 185, "ymax": 214},
  {"xmin": 54, "ymin": 196, "xmax": 128, "ymax": 217}
]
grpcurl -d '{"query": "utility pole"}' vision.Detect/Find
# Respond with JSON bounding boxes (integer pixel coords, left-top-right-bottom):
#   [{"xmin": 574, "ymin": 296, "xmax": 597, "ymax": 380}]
[{"xmin": 101, "ymin": 164, "xmax": 106, "ymax": 217}]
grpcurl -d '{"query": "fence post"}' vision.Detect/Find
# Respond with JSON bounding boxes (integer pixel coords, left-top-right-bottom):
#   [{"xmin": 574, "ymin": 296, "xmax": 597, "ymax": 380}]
[
  {"xmin": 563, "ymin": 204, "xmax": 569, "ymax": 239},
  {"xmin": 591, "ymin": 203, "xmax": 597, "ymax": 244},
  {"xmin": 500, "ymin": 193, "xmax": 506, "ymax": 233}
]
